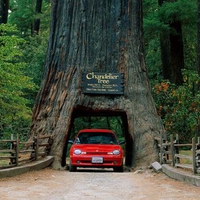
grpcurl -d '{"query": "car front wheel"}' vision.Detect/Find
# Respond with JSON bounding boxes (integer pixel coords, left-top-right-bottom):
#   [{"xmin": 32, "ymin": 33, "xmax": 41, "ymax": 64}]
[
  {"xmin": 113, "ymin": 165, "xmax": 123, "ymax": 172},
  {"xmin": 69, "ymin": 161, "xmax": 77, "ymax": 172}
]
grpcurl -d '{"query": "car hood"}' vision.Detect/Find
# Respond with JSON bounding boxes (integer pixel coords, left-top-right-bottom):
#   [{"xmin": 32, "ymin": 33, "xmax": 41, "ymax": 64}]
[{"xmin": 71, "ymin": 144, "xmax": 123, "ymax": 152}]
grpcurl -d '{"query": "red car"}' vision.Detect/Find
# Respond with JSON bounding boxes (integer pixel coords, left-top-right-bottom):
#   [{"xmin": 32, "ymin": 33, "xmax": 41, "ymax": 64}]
[{"xmin": 68, "ymin": 129, "xmax": 124, "ymax": 172}]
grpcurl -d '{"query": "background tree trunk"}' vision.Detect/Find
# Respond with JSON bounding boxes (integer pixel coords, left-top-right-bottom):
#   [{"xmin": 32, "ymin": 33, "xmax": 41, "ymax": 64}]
[
  {"xmin": 197, "ymin": 0, "xmax": 200, "ymax": 78},
  {"xmin": 158, "ymin": 0, "xmax": 171, "ymax": 80},
  {"xmin": 33, "ymin": 0, "xmax": 43, "ymax": 34},
  {"xmin": 169, "ymin": 20, "xmax": 184, "ymax": 85},
  {"xmin": 30, "ymin": 0, "xmax": 165, "ymax": 169},
  {"xmin": 0, "ymin": 0, "xmax": 9, "ymax": 24},
  {"xmin": 158, "ymin": 0, "xmax": 184, "ymax": 84}
]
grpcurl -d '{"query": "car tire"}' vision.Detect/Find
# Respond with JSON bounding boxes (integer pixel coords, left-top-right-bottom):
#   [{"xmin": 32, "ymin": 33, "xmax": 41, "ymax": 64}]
[
  {"xmin": 113, "ymin": 165, "xmax": 123, "ymax": 172},
  {"xmin": 69, "ymin": 161, "xmax": 77, "ymax": 172}
]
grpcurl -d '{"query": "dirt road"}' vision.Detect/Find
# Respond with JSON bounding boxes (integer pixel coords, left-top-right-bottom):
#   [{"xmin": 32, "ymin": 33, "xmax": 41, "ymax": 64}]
[{"xmin": 0, "ymin": 167, "xmax": 200, "ymax": 200}]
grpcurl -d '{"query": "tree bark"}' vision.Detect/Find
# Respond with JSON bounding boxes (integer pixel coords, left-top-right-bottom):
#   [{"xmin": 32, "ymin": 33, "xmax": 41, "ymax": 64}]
[
  {"xmin": 0, "ymin": 0, "xmax": 9, "ymax": 24},
  {"xmin": 30, "ymin": 0, "xmax": 164, "ymax": 169}
]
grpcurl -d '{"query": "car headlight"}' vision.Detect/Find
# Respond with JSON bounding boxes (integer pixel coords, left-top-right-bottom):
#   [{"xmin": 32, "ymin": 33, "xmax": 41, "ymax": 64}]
[
  {"xmin": 113, "ymin": 150, "xmax": 120, "ymax": 155},
  {"xmin": 74, "ymin": 149, "xmax": 82, "ymax": 155}
]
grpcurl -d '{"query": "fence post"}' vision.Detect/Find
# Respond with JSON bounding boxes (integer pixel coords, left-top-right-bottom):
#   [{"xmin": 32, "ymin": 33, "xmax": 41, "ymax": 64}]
[
  {"xmin": 16, "ymin": 133, "xmax": 19, "ymax": 166},
  {"xmin": 159, "ymin": 135, "xmax": 163, "ymax": 164},
  {"xmin": 10, "ymin": 134, "xmax": 13, "ymax": 149},
  {"xmin": 197, "ymin": 137, "xmax": 200, "ymax": 171},
  {"xmin": 170, "ymin": 134, "xmax": 175, "ymax": 167},
  {"xmin": 34, "ymin": 135, "xmax": 39, "ymax": 161},
  {"xmin": 192, "ymin": 137, "xmax": 197, "ymax": 174},
  {"xmin": 10, "ymin": 134, "xmax": 15, "ymax": 165},
  {"xmin": 175, "ymin": 134, "xmax": 180, "ymax": 163}
]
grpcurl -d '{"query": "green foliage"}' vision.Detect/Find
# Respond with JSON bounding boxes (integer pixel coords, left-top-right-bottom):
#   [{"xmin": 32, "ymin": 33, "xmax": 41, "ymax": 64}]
[
  {"xmin": 144, "ymin": 0, "xmax": 199, "ymax": 143},
  {"xmin": 145, "ymin": 38, "xmax": 162, "ymax": 80},
  {"xmin": 152, "ymin": 70, "xmax": 200, "ymax": 143},
  {"xmin": 21, "ymin": 33, "xmax": 49, "ymax": 87},
  {"xmin": 144, "ymin": 0, "xmax": 197, "ymax": 72},
  {"xmin": 0, "ymin": 24, "xmax": 37, "ymax": 139},
  {"xmin": 9, "ymin": 0, "xmax": 35, "ymax": 35},
  {"xmin": 9, "ymin": 0, "xmax": 51, "ymax": 36},
  {"xmin": 0, "ymin": 0, "xmax": 51, "ymax": 140},
  {"xmin": 9, "ymin": 0, "xmax": 50, "ymax": 88},
  {"xmin": 158, "ymin": 0, "xmax": 196, "ymax": 25},
  {"xmin": 143, "ymin": 0, "xmax": 169, "ymax": 40}
]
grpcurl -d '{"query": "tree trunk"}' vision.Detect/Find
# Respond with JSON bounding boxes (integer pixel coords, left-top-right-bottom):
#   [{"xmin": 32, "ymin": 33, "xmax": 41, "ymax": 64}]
[
  {"xmin": 160, "ymin": 31, "xmax": 172, "ymax": 80},
  {"xmin": 169, "ymin": 20, "xmax": 184, "ymax": 85},
  {"xmin": 158, "ymin": 0, "xmax": 171, "ymax": 80},
  {"xmin": 0, "ymin": 0, "xmax": 9, "ymax": 24},
  {"xmin": 197, "ymin": 0, "xmax": 200, "ymax": 78},
  {"xmin": 30, "ymin": 0, "xmax": 165, "ymax": 169},
  {"xmin": 158, "ymin": 0, "xmax": 184, "ymax": 84},
  {"xmin": 33, "ymin": 0, "xmax": 43, "ymax": 34}
]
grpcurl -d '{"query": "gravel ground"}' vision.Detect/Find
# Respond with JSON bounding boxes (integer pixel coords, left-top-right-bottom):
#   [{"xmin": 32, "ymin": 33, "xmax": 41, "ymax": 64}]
[{"xmin": 0, "ymin": 167, "xmax": 200, "ymax": 200}]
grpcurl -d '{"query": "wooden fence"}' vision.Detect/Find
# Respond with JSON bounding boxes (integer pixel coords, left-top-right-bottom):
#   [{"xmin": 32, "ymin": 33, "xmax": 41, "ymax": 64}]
[
  {"xmin": 0, "ymin": 134, "xmax": 53, "ymax": 169},
  {"xmin": 155, "ymin": 134, "xmax": 200, "ymax": 174}
]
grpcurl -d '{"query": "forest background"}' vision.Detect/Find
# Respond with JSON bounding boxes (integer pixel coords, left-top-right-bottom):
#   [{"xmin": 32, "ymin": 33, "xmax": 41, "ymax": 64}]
[{"xmin": 0, "ymin": 0, "xmax": 200, "ymax": 144}]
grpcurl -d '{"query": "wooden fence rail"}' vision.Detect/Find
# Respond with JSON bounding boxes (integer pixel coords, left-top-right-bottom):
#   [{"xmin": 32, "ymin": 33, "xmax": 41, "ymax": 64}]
[
  {"xmin": 0, "ymin": 134, "xmax": 53, "ymax": 169},
  {"xmin": 155, "ymin": 134, "xmax": 200, "ymax": 174}
]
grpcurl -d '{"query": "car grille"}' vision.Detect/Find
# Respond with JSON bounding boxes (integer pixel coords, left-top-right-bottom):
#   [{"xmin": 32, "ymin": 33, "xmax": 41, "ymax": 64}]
[
  {"xmin": 80, "ymin": 160, "xmax": 113, "ymax": 164},
  {"xmin": 86, "ymin": 152, "xmax": 108, "ymax": 155}
]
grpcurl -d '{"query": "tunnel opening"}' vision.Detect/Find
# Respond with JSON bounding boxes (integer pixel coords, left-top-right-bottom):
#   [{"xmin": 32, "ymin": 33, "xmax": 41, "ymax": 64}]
[{"xmin": 62, "ymin": 107, "xmax": 134, "ymax": 168}]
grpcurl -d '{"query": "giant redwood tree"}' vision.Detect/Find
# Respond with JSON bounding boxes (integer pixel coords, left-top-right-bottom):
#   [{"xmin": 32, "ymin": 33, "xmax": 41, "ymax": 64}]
[{"xmin": 30, "ymin": 0, "xmax": 165, "ymax": 169}]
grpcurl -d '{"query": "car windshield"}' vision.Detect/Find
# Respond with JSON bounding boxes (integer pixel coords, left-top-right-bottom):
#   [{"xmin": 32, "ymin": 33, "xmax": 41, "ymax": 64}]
[{"xmin": 75, "ymin": 132, "xmax": 118, "ymax": 145}]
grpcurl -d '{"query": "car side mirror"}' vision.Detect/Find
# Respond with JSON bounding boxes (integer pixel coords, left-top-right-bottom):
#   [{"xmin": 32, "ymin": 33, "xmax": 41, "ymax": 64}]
[
  {"xmin": 119, "ymin": 140, "xmax": 125, "ymax": 145},
  {"xmin": 68, "ymin": 140, "xmax": 74, "ymax": 144}
]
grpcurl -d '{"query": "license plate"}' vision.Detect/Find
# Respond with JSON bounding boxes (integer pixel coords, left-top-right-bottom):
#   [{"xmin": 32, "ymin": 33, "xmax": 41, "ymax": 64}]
[{"xmin": 91, "ymin": 157, "xmax": 103, "ymax": 163}]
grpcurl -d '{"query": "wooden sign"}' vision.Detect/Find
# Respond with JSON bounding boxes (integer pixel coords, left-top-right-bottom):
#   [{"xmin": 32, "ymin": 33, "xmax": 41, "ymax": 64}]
[{"xmin": 82, "ymin": 72, "xmax": 124, "ymax": 94}]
